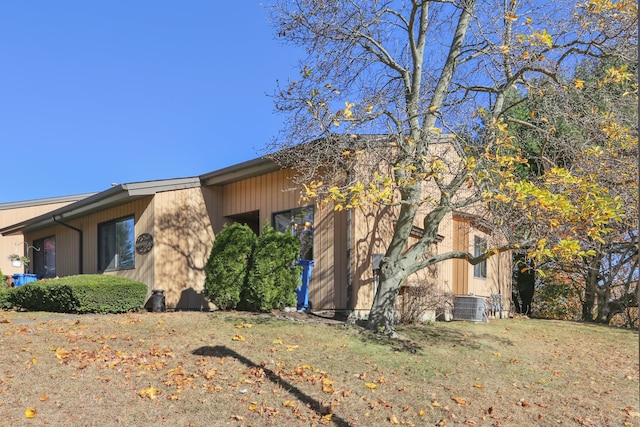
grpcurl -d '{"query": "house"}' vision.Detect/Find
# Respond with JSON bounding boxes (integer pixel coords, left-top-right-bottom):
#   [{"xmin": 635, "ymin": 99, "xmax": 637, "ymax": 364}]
[
  {"xmin": 0, "ymin": 193, "xmax": 95, "ymax": 282},
  {"xmin": 0, "ymin": 151, "xmax": 511, "ymax": 319}
]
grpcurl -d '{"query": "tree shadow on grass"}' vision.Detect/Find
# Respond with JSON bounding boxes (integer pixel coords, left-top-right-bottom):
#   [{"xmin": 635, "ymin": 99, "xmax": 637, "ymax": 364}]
[
  {"xmin": 393, "ymin": 323, "xmax": 516, "ymax": 353},
  {"xmin": 192, "ymin": 345, "xmax": 353, "ymax": 427}
]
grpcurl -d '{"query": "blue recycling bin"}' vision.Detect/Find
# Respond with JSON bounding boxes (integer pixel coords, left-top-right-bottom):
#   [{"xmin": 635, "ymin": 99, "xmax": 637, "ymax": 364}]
[
  {"xmin": 12, "ymin": 274, "xmax": 38, "ymax": 287},
  {"xmin": 296, "ymin": 260, "xmax": 314, "ymax": 311}
]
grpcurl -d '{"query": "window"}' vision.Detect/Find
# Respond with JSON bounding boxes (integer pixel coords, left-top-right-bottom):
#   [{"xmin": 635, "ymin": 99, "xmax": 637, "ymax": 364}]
[
  {"xmin": 32, "ymin": 236, "xmax": 56, "ymax": 278},
  {"xmin": 98, "ymin": 216, "xmax": 135, "ymax": 271},
  {"xmin": 272, "ymin": 206, "xmax": 314, "ymax": 260},
  {"xmin": 473, "ymin": 235, "xmax": 487, "ymax": 279}
]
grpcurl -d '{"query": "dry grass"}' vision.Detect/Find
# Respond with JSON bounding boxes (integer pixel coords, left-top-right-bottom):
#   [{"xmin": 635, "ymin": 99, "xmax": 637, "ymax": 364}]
[{"xmin": 0, "ymin": 310, "xmax": 637, "ymax": 426}]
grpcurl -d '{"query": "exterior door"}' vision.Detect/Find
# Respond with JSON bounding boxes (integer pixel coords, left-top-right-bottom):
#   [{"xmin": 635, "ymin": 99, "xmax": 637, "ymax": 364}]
[{"xmin": 32, "ymin": 236, "xmax": 56, "ymax": 278}]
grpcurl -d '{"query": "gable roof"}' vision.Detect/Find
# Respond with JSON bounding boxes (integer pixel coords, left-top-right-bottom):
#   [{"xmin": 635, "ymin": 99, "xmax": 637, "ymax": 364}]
[{"xmin": 0, "ymin": 177, "xmax": 201, "ymax": 236}]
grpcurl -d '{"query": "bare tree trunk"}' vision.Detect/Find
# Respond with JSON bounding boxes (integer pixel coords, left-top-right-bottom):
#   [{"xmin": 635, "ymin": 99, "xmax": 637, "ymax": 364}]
[
  {"xmin": 582, "ymin": 257, "xmax": 601, "ymax": 321},
  {"xmin": 367, "ymin": 267, "xmax": 405, "ymax": 337}
]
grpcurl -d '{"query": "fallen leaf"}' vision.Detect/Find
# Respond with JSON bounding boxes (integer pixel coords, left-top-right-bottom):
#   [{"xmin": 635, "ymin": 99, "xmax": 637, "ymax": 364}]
[
  {"xmin": 138, "ymin": 387, "xmax": 161, "ymax": 399},
  {"xmin": 389, "ymin": 414, "xmax": 400, "ymax": 424},
  {"xmin": 39, "ymin": 395, "xmax": 48, "ymax": 401},
  {"xmin": 55, "ymin": 347, "xmax": 71, "ymax": 360},
  {"xmin": 25, "ymin": 408, "xmax": 37, "ymax": 418},
  {"xmin": 364, "ymin": 382, "xmax": 377, "ymax": 390},
  {"xmin": 473, "ymin": 383, "xmax": 484, "ymax": 388},
  {"xmin": 452, "ymin": 396, "xmax": 468, "ymax": 406},
  {"xmin": 232, "ymin": 334, "xmax": 245, "ymax": 341},
  {"xmin": 272, "ymin": 339, "xmax": 283, "ymax": 345}
]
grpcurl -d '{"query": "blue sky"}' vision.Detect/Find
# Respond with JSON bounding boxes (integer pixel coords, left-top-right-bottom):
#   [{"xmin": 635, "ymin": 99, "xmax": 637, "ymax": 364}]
[{"xmin": 0, "ymin": 1, "xmax": 303, "ymax": 203}]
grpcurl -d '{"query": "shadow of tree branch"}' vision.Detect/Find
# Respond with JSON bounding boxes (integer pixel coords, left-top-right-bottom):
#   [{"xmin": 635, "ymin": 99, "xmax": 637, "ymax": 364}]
[{"xmin": 192, "ymin": 345, "xmax": 353, "ymax": 427}]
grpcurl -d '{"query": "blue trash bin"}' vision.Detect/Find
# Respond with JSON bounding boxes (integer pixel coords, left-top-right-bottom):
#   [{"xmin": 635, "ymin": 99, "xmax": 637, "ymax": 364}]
[
  {"xmin": 296, "ymin": 260, "xmax": 314, "ymax": 311},
  {"xmin": 12, "ymin": 274, "xmax": 38, "ymax": 287}
]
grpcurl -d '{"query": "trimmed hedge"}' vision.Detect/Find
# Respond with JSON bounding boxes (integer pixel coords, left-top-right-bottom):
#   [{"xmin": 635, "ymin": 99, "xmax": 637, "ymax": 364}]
[{"xmin": 9, "ymin": 275, "xmax": 147, "ymax": 314}]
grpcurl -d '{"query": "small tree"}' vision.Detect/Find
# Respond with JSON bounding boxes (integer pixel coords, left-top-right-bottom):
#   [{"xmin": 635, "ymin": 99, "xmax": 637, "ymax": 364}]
[
  {"xmin": 241, "ymin": 223, "xmax": 301, "ymax": 312},
  {"xmin": 204, "ymin": 223, "xmax": 257, "ymax": 310}
]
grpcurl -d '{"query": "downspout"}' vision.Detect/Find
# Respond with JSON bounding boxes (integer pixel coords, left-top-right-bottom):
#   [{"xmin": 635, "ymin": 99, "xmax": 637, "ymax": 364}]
[{"xmin": 52, "ymin": 216, "xmax": 83, "ymax": 274}]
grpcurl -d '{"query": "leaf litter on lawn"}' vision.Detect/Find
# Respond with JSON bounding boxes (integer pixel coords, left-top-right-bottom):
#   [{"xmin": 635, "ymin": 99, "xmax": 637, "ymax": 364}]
[{"xmin": 0, "ymin": 311, "xmax": 637, "ymax": 426}]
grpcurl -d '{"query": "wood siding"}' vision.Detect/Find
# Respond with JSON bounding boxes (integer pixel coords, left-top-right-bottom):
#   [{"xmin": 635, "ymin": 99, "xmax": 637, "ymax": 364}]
[
  {"xmin": 154, "ymin": 187, "xmax": 213, "ymax": 309},
  {"xmin": 1, "ymin": 201, "xmax": 81, "ymax": 276},
  {"xmin": 206, "ymin": 169, "xmax": 348, "ymax": 311},
  {"xmin": 23, "ymin": 197, "xmax": 154, "ymax": 290}
]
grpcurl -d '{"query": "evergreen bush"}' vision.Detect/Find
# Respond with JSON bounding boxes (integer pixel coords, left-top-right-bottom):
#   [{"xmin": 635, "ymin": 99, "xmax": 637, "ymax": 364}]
[
  {"xmin": 204, "ymin": 223, "xmax": 257, "ymax": 309},
  {"xmin": 241, "ymin": 223, "xmax": 301, "ymax": 312}
]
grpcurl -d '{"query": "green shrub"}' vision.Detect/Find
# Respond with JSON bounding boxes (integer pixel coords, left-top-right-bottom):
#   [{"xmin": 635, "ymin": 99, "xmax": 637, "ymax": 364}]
[
  {"xmin": 10, "ymin": 281, "xmax": 78, "ymax": 312},
  {"xmin": 241, "ymin": 223, "xmax": 301, "ymax": 312},
  {"xmin": 67, "ymin": 276, "xmax": 148, "ymax": 313},
  {"xmin": 204, "ymin": 223, "xmax": 257, "ymax": 310},
  {"xmin": 204, "ymin": 222, "xmax": 302, "ymax": 312},
  {"xmin": 0, "ymin": 287, "xmax": 13, "ymax": 309},
  {"xmin": 10, "ymin": 275, "xmax": 147, "ymax": 313}
]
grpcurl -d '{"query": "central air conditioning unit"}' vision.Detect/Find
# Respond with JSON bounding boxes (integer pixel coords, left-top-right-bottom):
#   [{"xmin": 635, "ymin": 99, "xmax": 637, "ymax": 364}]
[{"xmin": 453, "ymin": 295, "xmax": 488, "ymax": 322}]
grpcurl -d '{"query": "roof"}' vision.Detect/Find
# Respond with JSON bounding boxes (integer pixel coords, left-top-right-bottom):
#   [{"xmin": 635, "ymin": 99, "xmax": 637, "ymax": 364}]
[
  {"xmin": 0, "ymin": 193, "xmax": 97, "ymax": 211},
  {"xmin": 199, "ymin": 156, "xmax": 281, "ymax": 186},
  {"xmin": 0, "ymin": 177, "xmax": 201, "ymax": 236}
]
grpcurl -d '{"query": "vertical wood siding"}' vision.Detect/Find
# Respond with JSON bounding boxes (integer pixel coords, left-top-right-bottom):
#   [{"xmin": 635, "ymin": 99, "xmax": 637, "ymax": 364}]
[
  {"xmin": 212, "ymin": 169, "xmax": 347, "ymax": 311},
  {"xmin": 154, "ymin": 187, "xmax": 213, "ymax": 309},
  {"xmin": 0, "ymin": 201, "xmax": 76, "ymax": 275},
  {"xmin": 24, "ymin": 197, "xmax": 154, "ymax": 287}
]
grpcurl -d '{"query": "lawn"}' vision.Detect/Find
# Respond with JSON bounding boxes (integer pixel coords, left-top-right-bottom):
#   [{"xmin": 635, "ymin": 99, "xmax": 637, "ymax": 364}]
[{"xmin": 0, "ymin": 310, "xmax": 637, "ymax": 426}]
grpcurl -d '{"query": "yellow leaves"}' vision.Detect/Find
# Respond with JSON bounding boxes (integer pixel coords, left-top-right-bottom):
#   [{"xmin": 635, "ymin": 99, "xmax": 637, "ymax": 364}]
[
  {"xmin": 25, "ymin": 407, "xmax": 37, "ymax": 418},
  {"xmin": 139, "ymin": 387, "xmax": 161, "ymax": 399},
  {"xmin": 530, "ymin": 29, "xmax": 553, "ymax": 48},
  {"xmin": 272, "ymin": 338, "xmax": 283, "ymax": 345},
  {"xmin": 322, "ymin": 378, "xmax": 334, "ymax": 393},
  {"xmin": 451, "ymin": 396, "xmax": 468, "ymax": 406},
  {"xmin": 232, "ymin": 334, "xmax": 245, "ymax": 341},
  {"xmin": 55, "ymin": 347, "xmax": 71, "ymax": 360},
  {"xmin": 343, "ymin": 101, "xmax": 355, "ymax": 120},
  {"xmin": 574, "ymin": 78, "xmax": 585, "ymax": 89},
  {"xmin": 364, "ymin": 382, "xmax": 378, "ymax": 390},
  {"xmin": 465, "ymin": 156, "xmax": 477, "ymax": 171},
  {"xmin": 235, "ymin": 323, "xmax": 252, "ymax": 328}
]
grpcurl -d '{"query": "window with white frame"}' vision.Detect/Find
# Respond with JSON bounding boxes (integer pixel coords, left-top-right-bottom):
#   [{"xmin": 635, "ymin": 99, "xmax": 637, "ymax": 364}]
[{"xmin": 473, "ymin": 235, "xmax": 487, "ymax": 279}]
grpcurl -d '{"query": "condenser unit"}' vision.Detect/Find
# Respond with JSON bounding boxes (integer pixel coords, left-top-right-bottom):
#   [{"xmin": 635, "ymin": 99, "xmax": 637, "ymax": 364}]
[{"xmin": 453, "ymin": 295, "xmax": 488, "ymax": 322}]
